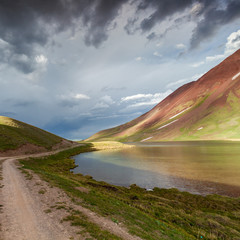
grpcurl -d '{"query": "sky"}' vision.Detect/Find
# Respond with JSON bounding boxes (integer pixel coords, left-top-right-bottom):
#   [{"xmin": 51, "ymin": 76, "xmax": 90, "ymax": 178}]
[{"xmin": 0, "ymin": 0, "xmax": 240, "ymax": 140}]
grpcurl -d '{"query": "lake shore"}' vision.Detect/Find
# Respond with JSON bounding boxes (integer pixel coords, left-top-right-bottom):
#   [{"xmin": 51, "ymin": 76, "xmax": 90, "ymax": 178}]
[
  {"xmin": 75, "ymin": 140, "xmax": 240, "ymax": 197},
  {"xmin": 20, "ymin": 143, "xmax": 240, "ymax": 240}
]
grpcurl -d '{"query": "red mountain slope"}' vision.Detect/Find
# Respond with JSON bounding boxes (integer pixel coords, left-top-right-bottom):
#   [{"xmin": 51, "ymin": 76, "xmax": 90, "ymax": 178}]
[{"xmin": 88, "ymin": 49, "xmax": 240, "ymax": 142}]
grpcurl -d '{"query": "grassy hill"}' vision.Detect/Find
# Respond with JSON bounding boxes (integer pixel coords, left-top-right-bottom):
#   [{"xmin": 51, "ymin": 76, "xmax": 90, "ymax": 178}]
[{"xmin": 0, "ymin": 116, "xmax": 69, "ymax": 152}]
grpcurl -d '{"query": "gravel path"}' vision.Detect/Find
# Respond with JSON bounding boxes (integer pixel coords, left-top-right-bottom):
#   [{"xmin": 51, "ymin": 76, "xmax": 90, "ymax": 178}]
[
  {"xmin": 0, "ymin": 147, "xmax": 142, "ymax": 240},
  {"xmin": 1, "ymin": 156, "xmax": 71, "ymax": 240}
]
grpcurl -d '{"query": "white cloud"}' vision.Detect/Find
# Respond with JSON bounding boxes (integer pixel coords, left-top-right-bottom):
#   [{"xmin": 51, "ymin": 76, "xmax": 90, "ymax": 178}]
[
  {"xmin": 191, "ymin": 61, "xmax": 205, "ymax": 68},
  {"xmin": 35, "ymin": 54, "xmax": 48, "ymax": 64},
  {"xmin": 153, "ymin": 51, "xmax": 162, "ymax": 57},
  {"xmin": 206, "ymin": 54, "xmax": 225, "ymax": 62},
  {"xmin": 122, "ymin": 90, "xmax": 173, "ymax": 108},
  {"xmin": 100, "ymin": 95, "xmax": 115, "ymax": 104},
  {"xmin": 190, "ymin": 30, "xmax": 240, "ymax": 71},
  {"xmin": 175, "ymin": 43, "xmax": 186, "ymax": 50},
  {"xmin": 225, "ymin": 29, "xmax": 240, "ymax": 55},
  {"xmin": 167, "ymin": 79, "xmax": 188, "ymax": 88},
  {"xmin": 121, "ymin": 93, "xmax": 153, "ymax": 102},
  {"xmin": 167, "ymin": 73, "xmax": 204, "ymax": 88},
  {"xmin": 92, "ymin": 95, "xmax": 114, "ymax": 109},
  {"xmin": 205, "ymin": 29, "xmax": 240, "ymax": 63},
  {"xmin": 74, "ymin": 93, "xmax": 90, "ymax": 100},
  {"xmin": 135, "ymin": 56, "xmax": 142, "ymax": 61},
  {"xmin": 128, "ymin": 100, "xmax": 161, "ymax": 107},
  {"xmin": 60, "ymin": 93, "xmax": 90, "ymax": 100}
]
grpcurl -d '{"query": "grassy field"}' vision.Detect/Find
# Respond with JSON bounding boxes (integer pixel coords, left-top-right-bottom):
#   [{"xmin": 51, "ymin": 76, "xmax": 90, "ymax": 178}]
[
  {"xmin": 0, "ymin": 116, "xmax": 63, "ymax": 151},
  {"xmin": 20, "ymin": 143, "xmax": 240, "ymax": 240}
]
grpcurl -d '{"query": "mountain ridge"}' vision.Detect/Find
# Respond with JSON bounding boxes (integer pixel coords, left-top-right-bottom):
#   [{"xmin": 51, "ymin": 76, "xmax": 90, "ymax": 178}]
[{"xmin": 88, "ymin": 49, "xmax": 240, "ymax": 142}]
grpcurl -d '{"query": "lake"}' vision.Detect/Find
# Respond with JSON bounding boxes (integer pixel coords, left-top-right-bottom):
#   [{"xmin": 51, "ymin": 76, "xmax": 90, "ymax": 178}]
[{"xmin": 73, "ymin": 141, "xmax": 240, "ymax": 197}]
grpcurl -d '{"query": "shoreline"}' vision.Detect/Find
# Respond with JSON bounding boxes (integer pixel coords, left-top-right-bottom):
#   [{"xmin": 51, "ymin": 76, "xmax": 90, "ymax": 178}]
[
  {"xmin": 2, "ymin": 143, "xmax": 240, "ymax": 239},
  {"xmin": 75, "ymin": 141, "xmax": 240, "ymax": 198}
]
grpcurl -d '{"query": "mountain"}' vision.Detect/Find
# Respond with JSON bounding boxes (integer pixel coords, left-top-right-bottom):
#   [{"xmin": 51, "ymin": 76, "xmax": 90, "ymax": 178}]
[
  {"xmin": 88, "ymin": 49, "xmax": 240, "ymax": 142},
  {"xmin": 0, "ymin": 116, "xmax": 73, "ymax": 155}
]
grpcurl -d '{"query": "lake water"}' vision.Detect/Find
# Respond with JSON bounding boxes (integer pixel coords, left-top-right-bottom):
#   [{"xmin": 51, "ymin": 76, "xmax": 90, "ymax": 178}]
[{"xmin": 73, "ymin": 141, "xmax": 240, "ymax": 197}]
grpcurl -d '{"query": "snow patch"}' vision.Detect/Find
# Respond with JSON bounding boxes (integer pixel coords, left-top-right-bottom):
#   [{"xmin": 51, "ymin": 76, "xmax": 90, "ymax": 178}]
[
  {"xmin": 141, "ymin": 136, "xmax": 153, "ymax": 142},
  {"xmin": 169, "ymin": 107, "xmax": 191, "ymax": 120},
  {"xmin": 158, "ymin": 119, "xmax": 179, "ymax": 130},
  {"xmin": 232, "ymin": 72, "xmax": 240, "ymax": 80},
  {"xmin": 197, "ymin": 127, "xmax": 203, "ymax": 130}
]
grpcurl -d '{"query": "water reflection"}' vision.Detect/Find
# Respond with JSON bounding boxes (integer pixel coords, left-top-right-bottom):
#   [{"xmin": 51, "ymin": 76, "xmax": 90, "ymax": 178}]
[{"xmin": 73, "ymin": 141, "xmax": 240, "ymax": 196}]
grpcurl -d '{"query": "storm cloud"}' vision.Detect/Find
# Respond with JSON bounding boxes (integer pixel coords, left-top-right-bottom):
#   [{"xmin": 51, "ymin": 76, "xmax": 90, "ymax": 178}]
[
  {"xmin": 0, "ymin": 0, "xmax": 127, "ymax": 73},
  {"xmin": 0, "ymin": 0, "xmax": 240, "ymax": 73},
  {"xmin": 137, "ymin": 0, "xmax": 193, "ymax": 32},
  {"xmin": 126, "ymin": 0, "xmax": 240, "ymax": 49},
  {"xmin": 190, "ymin": 0, "xmax": 240, "ymax": 49}
]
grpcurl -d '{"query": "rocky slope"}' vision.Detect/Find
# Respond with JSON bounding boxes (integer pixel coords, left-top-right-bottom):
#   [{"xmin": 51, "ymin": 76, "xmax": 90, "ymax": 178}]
[{"xmin": 88, "ymin": 49, "xmax": 240, "ymax": 142}]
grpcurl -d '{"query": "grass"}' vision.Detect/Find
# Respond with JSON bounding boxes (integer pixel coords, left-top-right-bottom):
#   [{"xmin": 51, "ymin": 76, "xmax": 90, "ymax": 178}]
[
  {"xmin": 38, "ymin": 188, "xmax": 46, "ymax": 194},
  {"xmin": 63, "ymin": 210, "xmax": 122, "ymax": 240},
  {"xmin": 20, "ymin": 143, "xmax": 240, "ymax": 240},
  {"xmin": 176, "ymin": 91, "xmax": 240, "ymax": 141},
  {"xmin": 0, "ymin": 116, "xmax": 63, "ymax": 151},
  {"xmin": 84, "ymin": 141, "xmax": 134, "ymax": 150}
]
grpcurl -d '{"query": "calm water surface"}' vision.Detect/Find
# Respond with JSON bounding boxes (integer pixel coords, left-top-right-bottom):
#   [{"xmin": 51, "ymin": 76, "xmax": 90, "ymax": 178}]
[{"xmin": 73, "ymin": 141, "xmax": 240, "ymax": 196}]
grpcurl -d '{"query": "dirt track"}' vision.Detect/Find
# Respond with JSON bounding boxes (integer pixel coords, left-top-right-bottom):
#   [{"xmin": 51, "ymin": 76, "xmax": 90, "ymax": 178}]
[
  {"xmin": 0, "ymin": 147, "xmax": 142, "ymax": 240},
  {"xmin": 1, "ymin": 156, "xmax": 71, "ymax": 240}
]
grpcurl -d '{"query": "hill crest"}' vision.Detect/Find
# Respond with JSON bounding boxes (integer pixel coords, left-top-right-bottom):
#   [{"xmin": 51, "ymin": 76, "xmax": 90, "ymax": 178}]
[{"xmin": 0, "ymin": 116, "xmax": 73, "ymax": 156}]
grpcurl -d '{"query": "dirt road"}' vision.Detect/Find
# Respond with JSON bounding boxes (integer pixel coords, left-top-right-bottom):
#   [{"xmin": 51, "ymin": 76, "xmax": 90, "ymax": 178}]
[
  {"xmin": 0, "ymin": 147, "xmax": 142, "ymax": 240},
  {"xmin": 1, "ymin": 156, "xmax": 71, "ymax": 240}
]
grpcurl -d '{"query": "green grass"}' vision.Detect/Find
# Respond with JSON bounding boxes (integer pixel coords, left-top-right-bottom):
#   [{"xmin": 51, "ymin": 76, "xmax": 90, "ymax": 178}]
[
  {"xmin": 63, "ymin": 210, "xmax": 122, "ymax": 240},
  {"xmin": 176, "ymin": 91, "xmax": 240, "ymax": 140},
  {"xmin": 20, "ymin": 144, "xmax": 240, "ymax": 240},
  {"xmin": 0, "ymin": 116, "xmax": 63, "ymax": 151}
]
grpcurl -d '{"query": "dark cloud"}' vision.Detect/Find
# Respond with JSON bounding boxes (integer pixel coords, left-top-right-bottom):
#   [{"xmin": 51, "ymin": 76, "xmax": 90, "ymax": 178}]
[
  {"xmin": 124, "ymin": 17, "xmax": 139, "ymax": 35},
  {"xmin": 123, "ymin": 0, "xmax": 197, "ymax": 41},
  {"xmin": 190, "ymin": 0, "xmax": 240, "ymax": 49},
  {"xmin": 10, "ymin": 54, "xmax": 36, "ymax": 74},
  {"xmin": 146, "ymin": 32, "xmax": 157, "ymax": 41},
  {"xmin": 84, "ymin": 0, "xmax": 128, "ymax": 47},
  {"xmin": 125, "ymin": 0, "xmax": 240, "ymax": 49},
  {"xmin": 0, "ymin": 0, "xmax": 127, "ymax": 73},
  {"xmin": 0, "ymin": 0, "xmax": 240, "ymax": 74},
  {"xmin": 137, "ymin": 0, "xmax": 193, "ymax": 32}
]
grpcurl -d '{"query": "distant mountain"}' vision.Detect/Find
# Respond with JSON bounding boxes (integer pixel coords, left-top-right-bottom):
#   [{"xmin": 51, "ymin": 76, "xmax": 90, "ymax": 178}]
[
  {"xmin": 0, "ymin": 116, "xmax": 73, "ymax": 155},
  {"xmin": 88, "ymin": 49, "xmax": 240, "ymax": 142}
]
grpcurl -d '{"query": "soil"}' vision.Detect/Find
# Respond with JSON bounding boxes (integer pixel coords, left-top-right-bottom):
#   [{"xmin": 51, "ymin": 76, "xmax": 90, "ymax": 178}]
[
  {"xmin": 0, "ymin": 147, "xmax": 142, "ymax": 240},
  {"xmin": 0, "ymin": 143, "xmax": 46, "ymax": 157}
]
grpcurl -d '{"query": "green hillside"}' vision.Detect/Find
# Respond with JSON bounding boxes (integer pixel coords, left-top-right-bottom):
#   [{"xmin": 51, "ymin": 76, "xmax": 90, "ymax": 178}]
[{"xmin": 0, "ymin": 116, "xmax": 66, "ymax": 151}]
